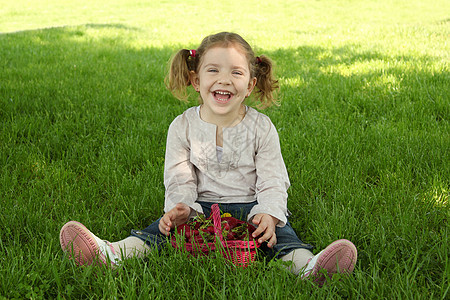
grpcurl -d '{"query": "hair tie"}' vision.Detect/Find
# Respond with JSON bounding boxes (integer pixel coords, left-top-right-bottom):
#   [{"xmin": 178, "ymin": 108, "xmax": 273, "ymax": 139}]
[
  {"xmin": 255, "ymin": 56, "xmax": 262, "ymax": 64},
  {"xmin": 189, "ymin": 50, "xmax": 197, "ymax": 58}
]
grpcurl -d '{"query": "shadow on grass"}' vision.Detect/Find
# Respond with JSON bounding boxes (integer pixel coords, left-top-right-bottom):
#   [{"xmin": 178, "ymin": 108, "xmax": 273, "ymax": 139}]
[{"xmin": 0, "ymin": 22, "xmax": 142, "ymax": 35}]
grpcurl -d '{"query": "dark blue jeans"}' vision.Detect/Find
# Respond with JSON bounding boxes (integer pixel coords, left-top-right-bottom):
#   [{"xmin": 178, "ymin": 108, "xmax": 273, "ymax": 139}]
[{"xmin": 130, "ymin": 201, "xmax": 313, "ymax": 259}]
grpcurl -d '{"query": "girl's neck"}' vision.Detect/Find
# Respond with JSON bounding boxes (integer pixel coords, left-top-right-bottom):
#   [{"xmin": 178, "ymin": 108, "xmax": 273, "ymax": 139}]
[{"xmin": 199, "ymin": 104, "xmax": 246, "ymax": 128}]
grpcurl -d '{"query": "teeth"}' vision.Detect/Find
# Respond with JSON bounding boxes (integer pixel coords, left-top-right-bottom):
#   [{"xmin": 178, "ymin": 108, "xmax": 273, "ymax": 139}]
[{"xmin": 215, "ymin": 91, "xmax": 231, "ymax": 95}]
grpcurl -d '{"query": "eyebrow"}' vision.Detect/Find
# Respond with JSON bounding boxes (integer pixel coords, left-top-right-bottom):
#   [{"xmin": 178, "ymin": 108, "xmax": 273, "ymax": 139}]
[
  {"xmin": 203, "ymin": 63, "xmax": 220, "ymax": 68},
  {"xmin": 203, "ymin": 63, "xmax": 247, "ymax": 71}
]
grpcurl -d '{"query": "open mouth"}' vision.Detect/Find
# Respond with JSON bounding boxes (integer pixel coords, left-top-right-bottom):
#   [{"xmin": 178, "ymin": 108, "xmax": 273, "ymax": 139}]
[{"xmin": 213, "ymin": 90, "xmax": 233, "ymax": 103}]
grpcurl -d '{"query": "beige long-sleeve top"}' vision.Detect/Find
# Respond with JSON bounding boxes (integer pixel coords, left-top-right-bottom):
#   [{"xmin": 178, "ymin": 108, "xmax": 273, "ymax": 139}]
[{"xmin": 163, "ymin": 106, "xmax": 290, "ymax": 226}]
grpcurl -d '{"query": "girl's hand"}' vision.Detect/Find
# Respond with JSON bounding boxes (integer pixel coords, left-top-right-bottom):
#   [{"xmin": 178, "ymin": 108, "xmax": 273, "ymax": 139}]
[
  {"xmin": 159, "ymin": 203, "xmax": 192, "ymax": 236},
  {"xmin": 251, "ymin": 213, "xmax": 279, "ymax": 248}
]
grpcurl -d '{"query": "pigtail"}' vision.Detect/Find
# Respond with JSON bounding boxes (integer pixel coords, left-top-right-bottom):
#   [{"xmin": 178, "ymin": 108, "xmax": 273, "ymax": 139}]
[
  {"xmin": 253, "ymin": 55, "xmax": 279, "ymax": 109},
  {"xmin": 165, "ymin": 49, "xmax": 197, "ymax": 101}
]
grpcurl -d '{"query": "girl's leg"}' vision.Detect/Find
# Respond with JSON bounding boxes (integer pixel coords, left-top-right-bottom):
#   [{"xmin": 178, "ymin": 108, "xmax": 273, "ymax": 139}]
[
  {"xmin": 280, "ymin": 248, "xmax": 314, "ymax": 275},
  {"xmin": 111, "ymin": 236, "xmax": 151, "ymax": 259}
]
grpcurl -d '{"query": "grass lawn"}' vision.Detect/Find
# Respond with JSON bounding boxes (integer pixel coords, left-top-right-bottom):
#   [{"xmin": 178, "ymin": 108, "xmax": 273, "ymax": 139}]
[{"xmin": 0, "ymin": 0, "xmax": 448, "ymax": 298}]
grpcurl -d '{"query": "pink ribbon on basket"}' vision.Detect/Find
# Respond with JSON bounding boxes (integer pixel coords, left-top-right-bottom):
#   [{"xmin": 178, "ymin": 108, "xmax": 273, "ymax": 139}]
[{"xmin": 211, "ymin": 204, "xmax": 226, "ymax": 246}]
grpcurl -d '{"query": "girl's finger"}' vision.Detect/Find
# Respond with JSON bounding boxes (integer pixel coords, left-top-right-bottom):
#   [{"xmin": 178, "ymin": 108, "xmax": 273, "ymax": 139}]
[
  {"xmin": 267, "ymin": 234, "xmax": 277, "ymax": 248},
  {"xmin": 252, "ymin": 214, "xmax": 261, "ymax": 225},
  {"xmin": 252, "ymin": 223, "xmax": 266, "ymax": 238},
  {"xmin": 160, "ymin": 214, "xmax": 174, "ymax": 235},
  {"xmin": 258, "ymin": 226, "xmax": 272, "ymax": 244},
  {"xmin": 158, "ymin": 220, "xmax": 169, "ymax": 236}
]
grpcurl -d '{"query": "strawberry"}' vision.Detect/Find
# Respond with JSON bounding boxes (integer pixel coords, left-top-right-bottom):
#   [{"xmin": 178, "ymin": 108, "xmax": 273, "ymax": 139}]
[
  {"xmin": 226, "ymin": 232, "xmax": 237, "ymax": 240},
  {"xmin": 221, "ymin": 217, "xmax": 243, "ymax": 229},
  {"xmin": 206, "ymin": 226, "xmax": 215, "ymax": 235},
  {"xmin": 176, "ymin": 224, "xmax": 191, "ymax": 237},
  {"xmin": 222, "ymin": 221, "xmax": 231, "ymax": 231},
  {"xmin": 247, "ymin": 223, "xmax": 257, "ymax": 235}
]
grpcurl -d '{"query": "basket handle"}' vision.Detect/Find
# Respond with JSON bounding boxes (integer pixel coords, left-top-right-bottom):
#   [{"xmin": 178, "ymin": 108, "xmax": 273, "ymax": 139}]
[{"xmin": 211, "ymin": 204, "xmax": 226, "ymax": 246}]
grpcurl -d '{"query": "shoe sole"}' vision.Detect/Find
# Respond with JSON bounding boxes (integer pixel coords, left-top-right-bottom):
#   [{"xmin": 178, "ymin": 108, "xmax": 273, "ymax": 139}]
[
  {"xmin": 312, "ymin": 239, "xmax": 358, "ymax": 286},
  {"xmin": 60, "ymin": 221, "xmax": 107, "ymax": 266}
]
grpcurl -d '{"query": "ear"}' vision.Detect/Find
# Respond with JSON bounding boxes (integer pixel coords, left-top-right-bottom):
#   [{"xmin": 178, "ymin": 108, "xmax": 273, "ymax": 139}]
[
  {"xmin": 190, "ymin": 71, "xmax": 200, "ymax": 92},
  {"xmin": 246, "ymin": 77, "xmax": 257, "ymax": 97}
]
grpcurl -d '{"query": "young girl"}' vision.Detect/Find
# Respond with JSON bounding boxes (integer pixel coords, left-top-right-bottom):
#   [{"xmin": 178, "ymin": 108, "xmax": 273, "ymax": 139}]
[{"xmin": 60, "ymin": 32, "xmax": 357, "ymax": 285}]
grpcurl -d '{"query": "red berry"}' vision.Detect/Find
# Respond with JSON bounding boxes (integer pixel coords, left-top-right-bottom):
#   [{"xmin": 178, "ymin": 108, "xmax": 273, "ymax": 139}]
[
  {"xmin": 207, "ymin": 226, "xmax": 215, "ymax": 234},
  {"xmin": 223, "ymin": 222, "xmax": 231, "ymax": 231},
  {"xmin": 226, "ymin": 232, "xmax": 237, "ymax": 240}
]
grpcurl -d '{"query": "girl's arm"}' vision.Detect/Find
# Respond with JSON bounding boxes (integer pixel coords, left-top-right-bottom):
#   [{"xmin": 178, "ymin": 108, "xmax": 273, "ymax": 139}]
[
  {"xmin": 163, "ymin": 114, "xmax": 203, "ymax": 218},
  {"xmin": 249, "ymin": 115, "xmax": 290, "ymax": 227}
]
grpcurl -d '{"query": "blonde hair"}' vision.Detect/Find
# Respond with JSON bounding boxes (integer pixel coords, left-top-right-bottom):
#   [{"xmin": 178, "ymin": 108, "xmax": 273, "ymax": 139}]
[{"xmin": 165, "ymin": 32, "xmax": 279, "ymax": 109}]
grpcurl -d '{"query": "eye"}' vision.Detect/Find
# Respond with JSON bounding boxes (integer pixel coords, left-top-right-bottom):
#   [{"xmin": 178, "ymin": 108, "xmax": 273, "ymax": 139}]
[
  {"xmin": 233, "ymin": 71, "xmax": 243, "ymax": 76},
  {"xmin": 207, "ymin": 68, "xmax": 218, "ymax": 73}
]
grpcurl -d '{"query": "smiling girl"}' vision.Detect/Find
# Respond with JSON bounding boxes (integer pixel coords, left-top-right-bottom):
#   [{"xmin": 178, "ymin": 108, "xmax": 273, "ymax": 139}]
[{"xmin": 60, "ymin": 32, "xmax": 357, "ymax": 286}]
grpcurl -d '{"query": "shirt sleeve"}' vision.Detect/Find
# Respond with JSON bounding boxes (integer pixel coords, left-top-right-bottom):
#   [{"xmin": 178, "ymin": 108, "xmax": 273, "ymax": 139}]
[
  {"xmin": 163, "ymin": 115, "xmax": 203, "ymax": 215},
  {"xmin": 248, "ymin": 115, "xmax": 290, "ymax": 227}
]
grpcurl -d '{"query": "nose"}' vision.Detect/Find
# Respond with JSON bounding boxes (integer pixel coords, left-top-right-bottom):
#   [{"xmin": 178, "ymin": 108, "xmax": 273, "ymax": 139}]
[{"xmin": 217, "ymin": 73, "xmax": 231, "ymax": 85}]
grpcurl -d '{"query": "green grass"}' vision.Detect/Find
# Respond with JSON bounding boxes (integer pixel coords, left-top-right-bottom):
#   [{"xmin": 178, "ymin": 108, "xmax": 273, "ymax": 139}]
[{"xmin": 1, "ymin": 0, "xmax": 449, "ymax": 298}]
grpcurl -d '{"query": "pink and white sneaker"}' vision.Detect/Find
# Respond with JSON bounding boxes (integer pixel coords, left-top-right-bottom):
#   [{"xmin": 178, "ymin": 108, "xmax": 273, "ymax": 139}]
[
  {"xmin": 301, "ymin": 239, "xmax": 357, "ymax": 286},
  {"xmin": 60, "ymin": 221, "xmax": 120, "ymax": 267}
]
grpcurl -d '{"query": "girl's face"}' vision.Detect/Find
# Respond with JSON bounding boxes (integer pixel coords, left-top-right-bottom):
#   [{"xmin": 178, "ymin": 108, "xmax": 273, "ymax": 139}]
[{"xmin": 190, "ymin": 45, "xmax": 257, "ymax": 125}]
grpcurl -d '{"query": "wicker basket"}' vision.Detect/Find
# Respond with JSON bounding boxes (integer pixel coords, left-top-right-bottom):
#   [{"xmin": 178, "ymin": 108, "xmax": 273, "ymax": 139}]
[{"xmin": 171, "ymin": 203, "xmax": 260, "ymax": 267}]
